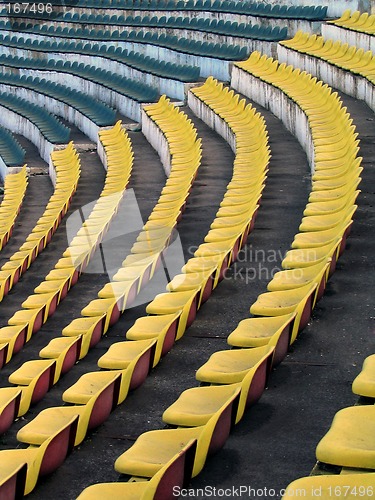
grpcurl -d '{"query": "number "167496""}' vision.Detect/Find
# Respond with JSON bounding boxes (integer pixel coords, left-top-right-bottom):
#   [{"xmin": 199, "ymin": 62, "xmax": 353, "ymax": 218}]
[{"xmin": 6, "ymin": 3, "xmax": 53, "ymax": 14}]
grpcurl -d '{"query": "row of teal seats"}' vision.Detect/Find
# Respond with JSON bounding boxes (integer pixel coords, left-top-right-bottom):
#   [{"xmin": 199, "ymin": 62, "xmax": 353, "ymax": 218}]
[
  {"xmin": 17, "ymin": 0, "xmax": 328, "ymax": 21},
  {"xmin": 0, "ymin": 125, "xmax": 25, "ymax": 167},
  {"xmin": 0, "ymin": 9, "xmax": 289, "ymax": 41},
  {"xmin": 0, "ymin": 20, "xmax": 250, "ymax": 60},
  {"xmin": 91, "ymin": 15, "xmax": 288, "ymax": 42},
  {"xmin": 0, "ymin": 53, "xmax": 159, "ymax": 103},
  {"xmin": 186, "ymin": 0, "xmax": 328, "ymax": 19},
  {"xmin": 0, "ymin": 33, "xmax": 201, "ymax": 82},
  {"xmin": 154, "ymin": 33, "xmax": 250, "ymax": 58},
  {"xmin": 0, "ymin": 71, "xmax": 116, "ymax": 127},
  {"xmin": 0, "ymin": 91, "xmax": 70, "ymax": 144}
]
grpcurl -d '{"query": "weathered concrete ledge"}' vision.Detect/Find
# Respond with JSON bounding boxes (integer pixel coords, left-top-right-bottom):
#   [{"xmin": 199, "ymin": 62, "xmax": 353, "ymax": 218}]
[
  {"xmin": 141, "ymin": 107, "xmax": 171, "ymax": 175},
  {"xmin": 0, "ymin": 156, "xmax": 25, "ymax": 180},
  {"xmin": 51, "ymin": 8, "xmax": 323, "ymax": 37},
  {"xmin": 231, "ymin": 64, "xmax": 314, "ymax": 170},
  {"xmin": 322, "ymin": 23, "xmax": 375, "ymax": 53},
  {"xmin": 0, "ymin": 104, "xmax": 56, "ymax": 169},
  {"xmin": 96, "ymin": 132, "xmax": 108, "ymax": 172},
  {"xmin": 0, "ymin": 156, "xmax": 7, "ymax": 180},
  {"xmin": 277, "ymin": 43, "xmax": 375, "ymax": 114},
  {"xmin": 6, "ymin": 19, "xmax": 280, "ymax": 55},
  {"xmin": 187, "ymin": 89, "xmax": 236, "ymax": 153},
  {"xmin": 0, "ymin": 83, "xmax": 100, "ymax": 143},
  {"xmin": 125, "ymin": 42, "xmax": 234, "ymax": 81},
  {"xmin": 0, "ymin": 43, "xmax": 196, "ymax": 102},
  {"xmin": 0, "ymin": 28, "xmax": 233, "ymax": 82},
  {"xmin": 259, "ymin": 0, "xmax": 374, "ymax": 18},
  {"xmin": 42, "ymin": 0, "xmax": 374, "ymax": 19},
  {"xmin": 15, "ymin": 66, "xmax": 141, "ymax": 122}
]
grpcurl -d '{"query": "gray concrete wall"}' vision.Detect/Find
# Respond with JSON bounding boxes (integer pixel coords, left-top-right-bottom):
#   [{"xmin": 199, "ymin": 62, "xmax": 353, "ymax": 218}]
[
  {"xmin": 0, "ymin": 157, "xmax": 7, "ymax": 180},
  {"xmin": 0, "ymin": 104, "xmax": 56, "ymax": 165},
  {"xmin": 0, "ymin": 83, "xmax": 100, "ymax": 142},
  {"xmin": 187, "ymin": 90, "xmax": 236, "ymax": 152},
  {"xmin": 231, "ymin": 65, "xmax": 315, "ymax": 171},
  {"xmin": 105, "ymin": 24, "xmax": 279, "ymax": 57},
  {"xmin": 97, "ymin": 132, "xmax": 108, "ymax": 171},
  {"xmin": 0, "ymin": 23, "xmax": 280, "ymax": 58},
  {"xmin": 0, "ymin": 157, "xmax": 22, "ymax": 180},
  {"xmin": 8, "ymin": 66, "xmax": 142, "ymax": 122},
  {"xmin": 48, "ymin": 156, "xmax": 58, "ymax": 186},
  {"xmin": 277, "ymin": 44, "xmax": 375, "ymax": 114},
  {"xmin": 0, "ymin": 28, "xmax": 232, "ymax": 82},
  {"xmin": 57, "ymin": 0, "xmax": 375, "ymax": 15},
  {"xmin": 96, "ymin": 125, "xmax": 127, "ymax": 171},
  {"xmin": 322, "ymin": 23, "xmax": 375, "ymax": 52},
  {"xmin": 0, "ymin": 43, "xmax": 193, "ymax": 101},
  {"xmin": 260, "ymin": 0, "xmax": 374, "ymax": 18},
  {"xmin": 35, "ymin": 7, "xmax": 324, "ymax": 37},
  {"xmin": 141, "ymin": 107, "xmax": 171, "ymax": 175}
]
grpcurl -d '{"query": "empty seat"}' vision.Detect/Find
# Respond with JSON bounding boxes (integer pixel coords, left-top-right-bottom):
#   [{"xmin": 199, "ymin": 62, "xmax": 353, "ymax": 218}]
[
  {"xmin": 352, "ymin": 354, "xmax": 375, "ymax": 399},
  {"xmin": 77, "ymin": 439, "xmax": 197, "ymax": 500},
  {"xmin": 0, "ymin": 412, "xmax": 78, "ymax": 494},
  {"xmin": 316, "ymin": 405, "xmax": 375, "ymax": 469},
  {"xmin": 283, "ymin": 473, "xmax": 375, "ymax": 500},
  {"xmin": 114, "ymin": 386, "xmax": 240, "ymax": 478}
]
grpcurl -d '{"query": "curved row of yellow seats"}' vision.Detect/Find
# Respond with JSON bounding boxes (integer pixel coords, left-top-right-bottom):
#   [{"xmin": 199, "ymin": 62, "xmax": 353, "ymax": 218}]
[
  {"xmin": 137, "ymin": 77, "xmax": 270, "ymax": 343},
  {"xmin": 0, "ymin": 100, "xmax": 202, "ymax": 496},
  {"xmin": 0, "ymin": 142, "xmax": 80, "ymax": 306},
  {"xmin": 282, "ymin": 353, "xmax": 375, "ymax": 499},
  {"xmin": 0, "ymin": 122, "xmax": 133, "ymax": 439},
  {"xmin": 280, "ymin": 30, "xmax": 375, "ymax": 84},
  {"xmin": 59, "ymin": 95, "xmax": 202, "ymax": 353},
  {"xmin": 328, "ymin": 9, "xmax": 375, "ymax": 35},
  {"xmin": 232, "ymin": 52, "xmax": 361, "ymax": 345},
  {"xmin": 0, "ymin": 165, "xmax": 28, "ymax": 251},
  {"xmin": 217, "ymin": 51, "xmax": 369, "ymax": 500},
  {"xmin": 74, "ymin": 81, "xmax": 272, "ymax": 497}
]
